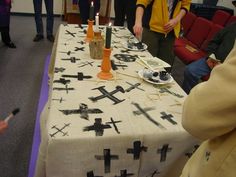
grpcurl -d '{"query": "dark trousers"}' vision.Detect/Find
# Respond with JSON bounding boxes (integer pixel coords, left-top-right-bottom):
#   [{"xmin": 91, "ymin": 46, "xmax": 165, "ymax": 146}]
[
  {"xmin": 0, "ymin": 26, "xmax": 11, "ymax": 43},
  {"xmin": 142, "ymin": 28, "xmax": 175, "ymax": 67},
  {"xmin": 182, "ymin": 58, "xmax": 210, "ymax": 94},
  {"xmin": 33, "ymin": 0, "xmax": 54, "ymax": 36},
  {"xmin": 114, "ymin": 0, "xmax": 137, "ymax": 34},
  {"xmin": 79, "ymin": 0, "xmax": 100, "ymax": 24}
]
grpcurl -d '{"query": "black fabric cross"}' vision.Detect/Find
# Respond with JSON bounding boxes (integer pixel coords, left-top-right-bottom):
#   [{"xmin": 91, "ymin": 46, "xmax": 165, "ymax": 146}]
[
  {"xmin": 65, "ymin": 30, "xmax": 76, "ymax": 37},
  {"xmin": 106, "ymin": 117, "xmax": 122, "ymax": 134},
  {"xmin": 77, "ymin": 41, "xmax": 86, "ymax": 45},
  {"xmin": 52, "ymin": 97, "xmax": 65, "ymax": 103},
  {"xmin": 159, "ymin": 88, "xmax": 184, "ymax": 98},
  {"xmin": 53, "ymin": 85, "xmax": 75, "ymax": 94},
  {"xmin": 205, "ymin": 151, "xmax": 211, "ymax": 161},
  {"xmin": 111, "ymin": 60, "xmax": 128, "ymax": 70},
  {"xmin": 59, "ymin": 103, "xmax": 103, "ymax": 120},
  {"xmin": 60, "ymin": 51, "xmax": 75, "ymax": 56},
  {"xmin": 53, "ymin": 78, "xmax": 71, "ymax": 85},
  {"xmin": 125, "ymin": 82, "xmax": 144, "ymax": 92},
  {"xmin": 114, "ymin": 54, "xmax": 138, "ymax": 62},
  {"xmin": 127, "ymin": 141, "xmax": 148, "ymax": 160},
  {"xmin": 62, "ymin": 72, "xmax": 92, "ymax": 80},
  {"xmin": 50, "ymin": 123, "xmax": 70, "ymax": 138},
  {"xmin": 83, "ymin": 118, "xmax": 111, "ymax": 136},
  {"xmin": 120, "ymin": 49, "xmax": 131, "ymax": 53},
  {"xmin": 74, "ymin": 47, "xmax": 85, "ymax": 51},
  {"xmin": 132, "ymin": 102, "xmax": 165, "ymax": 129},
  {"xmin": 147, "ymin": 170, "xmax": 161, "ymax": 177},
  {"xmin": 116, "ymin": 169, "xmax": 134, "ymax": 177},
  {"xmin": 61, "ymin": 56, "xmax": 80, "ymax": 63},
  {"xmin": 54, "ymin": 67, "xmax": 65, "ymax": 73},
  {"xmin": 86, "ymin": 171, "xmax": 103, "ymax": 177},
  {"xmin": 160, "ymin": 112, "xmax": 177, "ymax": 125},
  {"xmin": 78, "ymin": 61, "xmax": 94, "ymax": 68},
  {"xmin": 157, "ymin": 144, "xmax": 172, "ymax": 162},
  {"xmin": 95, "ymin": 149, "xmax": 119, "ymax": 173},
  {"xmin": 89, "ymin": 86, "xmax": 125, "ymax": 105}
]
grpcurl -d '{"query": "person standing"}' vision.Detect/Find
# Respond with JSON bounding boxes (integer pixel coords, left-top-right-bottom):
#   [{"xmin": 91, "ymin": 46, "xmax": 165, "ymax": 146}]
[
  {"xmin": 114, "ymin": 0, "xmax": 137, "ymax": 34},
  {"xmin": 33, "ymin": 0, "xmax": 54, "ymax": 42},
  {"xmin": 182, "ymin": 22, "xmax": 236, "ymax": 94},
  {"xmin": 180, "ymin": 41, "xmax": 236, "ymax": 177},
  {"xmin": 0, "ymin": 0, "xmax": 16, "ymax": 48},
  {"xmin": 133, "ymin": 0, "xmax": 191, "ymax": 66}
]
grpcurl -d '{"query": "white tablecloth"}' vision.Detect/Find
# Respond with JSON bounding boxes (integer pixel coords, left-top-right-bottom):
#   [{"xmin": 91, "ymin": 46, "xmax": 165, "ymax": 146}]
[{"xmin": 34, "ymin": 24, "xmax": 197, "ymax": 177}]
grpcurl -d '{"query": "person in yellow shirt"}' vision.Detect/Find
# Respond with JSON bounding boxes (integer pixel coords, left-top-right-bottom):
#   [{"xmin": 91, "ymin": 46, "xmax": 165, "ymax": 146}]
[{"xmin": 133, "ymin": 0, "xmax": 191, "ymax": 67}]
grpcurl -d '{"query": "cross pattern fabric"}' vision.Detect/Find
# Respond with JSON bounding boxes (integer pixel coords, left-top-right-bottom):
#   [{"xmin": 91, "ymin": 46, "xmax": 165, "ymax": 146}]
[{"xmin": 34, "ymin": 24, "xmax": 198, "ymax": 177}]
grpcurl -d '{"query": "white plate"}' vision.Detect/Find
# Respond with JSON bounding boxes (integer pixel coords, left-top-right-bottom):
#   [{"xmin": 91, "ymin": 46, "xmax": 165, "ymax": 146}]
[
  {"xmin": 138, "ymin": 69, "xmax": 174, "ymax": 85},
  {"xmin": 122, "ymin": 41, "xmax": 148, "ymax": 51}
]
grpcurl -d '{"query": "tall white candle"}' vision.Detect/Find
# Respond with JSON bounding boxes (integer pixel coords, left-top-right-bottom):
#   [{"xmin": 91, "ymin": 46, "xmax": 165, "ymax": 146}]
[{"xmin": 95, "ymin": 13, "xmax": 99, "ymax": 31}]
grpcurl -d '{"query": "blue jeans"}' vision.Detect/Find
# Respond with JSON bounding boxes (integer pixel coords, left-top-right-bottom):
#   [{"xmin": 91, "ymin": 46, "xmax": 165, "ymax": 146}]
[
  {"xmin": 182, "ymin": 58, "xmax": 211, "ymax": 94},
  {"xmin": 33, "ymin": 0, "xmax": 54, "ymax": 36}
]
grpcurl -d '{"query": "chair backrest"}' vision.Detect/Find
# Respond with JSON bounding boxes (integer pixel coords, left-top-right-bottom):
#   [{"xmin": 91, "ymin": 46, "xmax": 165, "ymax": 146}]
[
  {"xmin": 181, "ymin": 12, "xmax": 197, "ymax": 36},
  {"xmin": 203, "ymin": 0, "xmax": 218, "ymax": 6},
  {"xmin": 212, "ymin": 10, "xmax": 231, "ymax": 26},
  {"xmin": 226, "ymin": 16, "xmax": 236, "ymax": 26},
  {"xmin": 200, "ymin": 23, "xmax": 223, "ymax": 51},
  {"xmin": 186, "ymin": 17, "xmax": 212, "ymax": 48}
]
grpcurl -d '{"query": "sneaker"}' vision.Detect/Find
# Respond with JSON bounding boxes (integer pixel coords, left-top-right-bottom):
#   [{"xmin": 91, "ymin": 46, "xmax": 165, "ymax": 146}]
[
  {"xmin": 47, "ymin": 35, "xmax": 54, "ymax": 42},
  {"xmin": 33, "ymin": 35, "xmax": 44, "ymax": 42},
  {"xmin": 4, "ymin": 41, "xmax": 16, "ymax": 48}
]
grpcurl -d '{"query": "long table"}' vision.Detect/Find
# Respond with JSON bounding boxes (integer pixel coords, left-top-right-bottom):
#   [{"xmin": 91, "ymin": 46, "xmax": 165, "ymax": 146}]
[{"xmin": 34, "ymin": 24, "xmax": 197, "ymax": 177}]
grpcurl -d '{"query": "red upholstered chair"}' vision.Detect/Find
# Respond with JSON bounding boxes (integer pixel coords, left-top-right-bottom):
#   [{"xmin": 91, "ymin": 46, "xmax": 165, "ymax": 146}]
[
  {"xmin": 200, "ymin": 24, "xmax": 223, "ymax": 51},
  {"xmin": 226, "ymin": 16, "xmax": 236, "ymax": 26},
  {"xmin": 212, "ymin": 10, "xmax": 231, "ymax": 26},
  {"xmin": 181, "ymin": 12, "xmax": 197, "ymax": 36},
  {"xmin": 186, "ymin": 17, "xmax": 212, "ymax": 48},
  {"xmin": 174, "ymin": 17, "xmax": 212, "ymax": 64}
]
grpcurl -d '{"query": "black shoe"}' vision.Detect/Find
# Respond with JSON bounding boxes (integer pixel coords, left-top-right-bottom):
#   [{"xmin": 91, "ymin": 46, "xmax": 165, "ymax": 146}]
[
  {"xmin": 33, "ymin": 35, "xmax": 44, "ymax": 42},
  {"xmin": 47, "ymin": 35, "xmax": 54, "ymax": 42},
  {"xmin": 4, "ymin": 41, "xmax": 16, "ymax": 48}
]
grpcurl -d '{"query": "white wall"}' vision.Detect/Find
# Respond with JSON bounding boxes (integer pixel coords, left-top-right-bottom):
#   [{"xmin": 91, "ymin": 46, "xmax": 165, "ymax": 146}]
[
  {"xmin": 11, "ymin": 0, "xmax": 235, "ymax": 15},
  {"xmin": 217, "ymin": 0, "xmax": 235, "ymax": 12}
]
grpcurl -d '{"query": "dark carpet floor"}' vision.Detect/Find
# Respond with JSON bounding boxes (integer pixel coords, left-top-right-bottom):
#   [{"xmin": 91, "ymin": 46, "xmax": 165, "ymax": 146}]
[{"xmin": 0, "ymin": 15, "xmax": 62, "ymax": 177}]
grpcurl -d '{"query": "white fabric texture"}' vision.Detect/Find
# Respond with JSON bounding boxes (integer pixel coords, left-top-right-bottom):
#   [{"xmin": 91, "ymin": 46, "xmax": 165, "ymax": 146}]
[{"xmin": 34, "ymin": 24, "xmax": 197, "ymax": 177}]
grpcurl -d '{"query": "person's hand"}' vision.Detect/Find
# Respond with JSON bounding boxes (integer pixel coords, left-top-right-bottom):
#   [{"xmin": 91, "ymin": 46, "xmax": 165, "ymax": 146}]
[
  {"xmin": 133, "ymin": 22, "xmax": 143, "ymax": 41},
  {"xmin": 206, "ymin": 57, "xmax": 221, "ymax": 69},
  {"xmin": 163, "ymin": 18, "xmax": 179, "ymax": 33},
  {"xmin": 0, "ymin": 121, "xmax": 8, "ymax": 134}
]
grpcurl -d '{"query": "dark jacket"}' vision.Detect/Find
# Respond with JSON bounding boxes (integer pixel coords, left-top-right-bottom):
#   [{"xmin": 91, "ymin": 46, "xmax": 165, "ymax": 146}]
[
  {"xmin": 0, "ymin": 0, "xmax": 11, "ymax": 27},
  {"xmin": 206, "ymin": 22, "xmax": 236, "ymax": 62}
]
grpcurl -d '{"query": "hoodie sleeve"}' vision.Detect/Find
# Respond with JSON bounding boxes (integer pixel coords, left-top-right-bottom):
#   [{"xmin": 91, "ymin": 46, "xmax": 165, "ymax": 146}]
[{"xmin": 182, "ymin": 42, "xmax": 236, "ymax": 140}]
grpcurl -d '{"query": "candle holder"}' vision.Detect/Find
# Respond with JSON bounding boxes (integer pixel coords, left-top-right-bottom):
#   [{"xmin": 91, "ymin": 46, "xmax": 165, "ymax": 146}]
[
  {"xmin": 85, "ymin": 20, "xmax": 94, "ymax": 42},
  {"xmin": 97, "ymin": 48, "xmax": 113, "ymax": 80}
]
